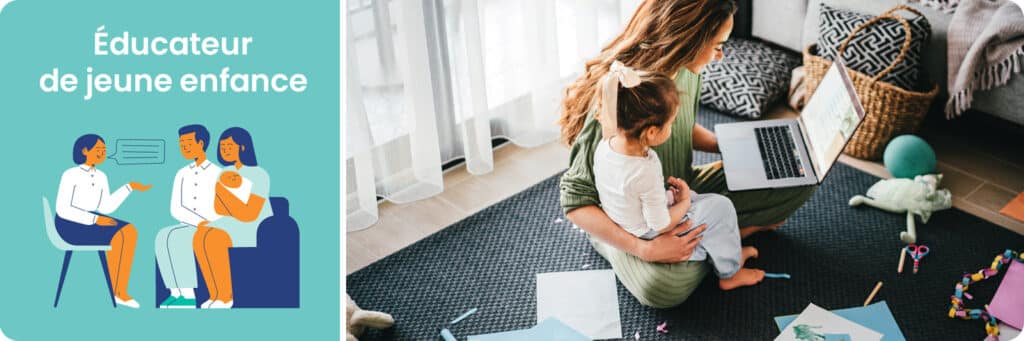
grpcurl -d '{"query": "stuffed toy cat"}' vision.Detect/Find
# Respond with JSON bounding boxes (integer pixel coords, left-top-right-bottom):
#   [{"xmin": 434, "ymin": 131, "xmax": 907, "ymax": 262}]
[
  {"xmin": 849, "ymin": 174, "xmax": 952, "ymax": 243},
  {"xmin": 346, "ymin": 294, "xmax": 394, "ymax": 341}
]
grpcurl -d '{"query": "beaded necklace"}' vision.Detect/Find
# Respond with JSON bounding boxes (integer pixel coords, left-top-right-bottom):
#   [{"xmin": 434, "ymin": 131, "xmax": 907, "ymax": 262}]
[{"xmin": 948, "ymin": 249, "xmax": 1023, "ymax": 341}]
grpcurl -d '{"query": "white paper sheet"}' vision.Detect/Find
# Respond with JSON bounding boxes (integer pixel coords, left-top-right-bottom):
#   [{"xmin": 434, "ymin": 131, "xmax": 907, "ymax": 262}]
[
  {"xmin": 987, "ymin": 323, "xmax": 1021, "ymax": 341},
  {"xmin": 776, "ymin": 303, "xmax": 882, "ymax": 341},
  {"xmin": 536, "ymin": 270, "xmax": 622, "ymax": 340}
]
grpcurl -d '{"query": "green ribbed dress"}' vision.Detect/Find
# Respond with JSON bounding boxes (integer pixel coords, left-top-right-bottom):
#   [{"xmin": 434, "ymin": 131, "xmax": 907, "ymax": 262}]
[{"xmin": 558, "ymin": 68, "xmax": 817, "ymax": 308}]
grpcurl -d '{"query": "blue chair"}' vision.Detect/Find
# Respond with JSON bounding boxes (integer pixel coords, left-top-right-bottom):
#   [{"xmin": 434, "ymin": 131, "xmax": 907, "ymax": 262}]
[
  {"xmin": 155, "ymin": 196, "xmax": 300, "ymax": 308},
  {"xmin": 43, "ymin": 196, "xmax": 117, "ymax": 308}
]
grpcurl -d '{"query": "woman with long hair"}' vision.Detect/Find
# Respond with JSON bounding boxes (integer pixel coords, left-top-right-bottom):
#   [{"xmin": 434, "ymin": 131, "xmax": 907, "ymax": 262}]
[
  {"xmin": 558, "ymin": 0, "xmax": 817, "ymax": 308},
  {"xmin": 192, "ymin": 127, "xmax": 272, "ymax": 309}
]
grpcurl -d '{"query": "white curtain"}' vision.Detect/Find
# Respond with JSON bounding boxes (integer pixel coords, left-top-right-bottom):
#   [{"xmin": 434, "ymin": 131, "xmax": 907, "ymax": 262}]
[{"xmin": 346, "ymin": 0, "xmax": 641, "ymax": 231}]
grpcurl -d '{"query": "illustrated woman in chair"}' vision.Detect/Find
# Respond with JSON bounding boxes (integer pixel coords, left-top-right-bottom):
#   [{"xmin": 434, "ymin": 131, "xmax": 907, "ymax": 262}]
[
  {"xmin": 54, "ymin": 134, "xmax": 152, "ymax": 308},
  {"xmin": 193, "ymin": 127, "xmax": 271, "ymax": 309}
]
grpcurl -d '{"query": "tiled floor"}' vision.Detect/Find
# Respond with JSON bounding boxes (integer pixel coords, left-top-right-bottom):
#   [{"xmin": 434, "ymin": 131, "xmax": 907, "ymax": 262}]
[{"xmin": 346, "ymin": 108, "xmax": 1024, "ymax": 274}]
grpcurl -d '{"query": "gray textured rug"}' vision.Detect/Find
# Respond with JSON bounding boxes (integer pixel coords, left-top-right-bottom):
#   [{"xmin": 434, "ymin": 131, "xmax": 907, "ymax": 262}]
[{"xmin": 347, "ymin": 107, "xmax": 1024, "ymax": 340}]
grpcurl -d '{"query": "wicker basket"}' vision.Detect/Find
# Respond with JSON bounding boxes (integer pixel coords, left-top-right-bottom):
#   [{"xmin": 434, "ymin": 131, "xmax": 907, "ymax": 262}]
[{"xmin": 803, "ymin": 5, "xmax": 939, "ymax": 160}]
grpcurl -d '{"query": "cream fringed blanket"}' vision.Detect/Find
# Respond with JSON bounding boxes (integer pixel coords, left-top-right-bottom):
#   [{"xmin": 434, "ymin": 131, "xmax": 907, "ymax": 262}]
[
  {"xmin": 945, "ymin": 0, "xmax": 1024, "ymax": 118},
  {"xmin": 910, "ymin": 0, "xmax": 1024, "ymax": 118}
]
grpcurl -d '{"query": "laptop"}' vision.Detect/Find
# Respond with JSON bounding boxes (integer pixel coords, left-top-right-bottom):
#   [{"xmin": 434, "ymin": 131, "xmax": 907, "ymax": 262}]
[{"xmin": 716, "ymin": 61, "xmax": 866, "ymax": 191}]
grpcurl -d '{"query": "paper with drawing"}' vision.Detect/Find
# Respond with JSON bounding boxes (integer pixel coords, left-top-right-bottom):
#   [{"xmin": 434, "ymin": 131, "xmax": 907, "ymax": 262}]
[{"xmin": 776, "ymin": 303, "xmax": 882, "ymax": 341}]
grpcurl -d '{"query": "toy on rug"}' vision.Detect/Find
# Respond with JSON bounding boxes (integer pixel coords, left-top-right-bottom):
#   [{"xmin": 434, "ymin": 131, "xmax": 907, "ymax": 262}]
[
  {"xmin": 346, "ymin": 293, "xmax": 395, "ymax": 341},
  {"xmin": 848, "ymin": 174, "xmax": 952, "ymax": 243},
  {"xmin": 948, "ymin": 249, "xmax": 1024, "ymax": 341},
  {"xmin": 883, "ymin": 135, "xmax": 936, "ymax": 179}
]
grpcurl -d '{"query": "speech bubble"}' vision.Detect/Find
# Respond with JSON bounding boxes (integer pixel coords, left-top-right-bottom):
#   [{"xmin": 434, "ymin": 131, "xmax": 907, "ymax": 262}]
[
  {"xmin": 0, "ymin": 326, "xmax": 12, "ymax": 341},
  {"xmin": 108, "ymin": 139, "xmax": 165, "ymax": 165},
  {"xmin": 0, "ymin": 0, "xmax": 14, "ymax": 15}
]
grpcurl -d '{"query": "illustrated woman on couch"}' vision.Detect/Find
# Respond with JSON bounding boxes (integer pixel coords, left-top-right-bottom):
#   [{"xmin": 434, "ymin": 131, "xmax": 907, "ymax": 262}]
[
  {"xmin": 557, "ymin": 0, "xmax": 818, "ymax": 308},
  {"xmin": 54, "ymin": 134, "xmax": 152, "ymax": 308},
  {"xmin": 193, "ymin": 127, "xmax": 272, "ymax": 309}
]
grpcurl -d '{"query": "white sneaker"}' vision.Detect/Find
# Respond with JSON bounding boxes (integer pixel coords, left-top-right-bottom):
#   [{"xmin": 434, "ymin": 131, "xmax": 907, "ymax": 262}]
[
  {"xmin": 209, "ymin": 300, "xmax": 234, "ymax": 309},
  {"xmin": 200, "ymin": 300, "xmax": 214, "ymax": 309},
  {"xmin": 115, "ymin": 297, "xmax": 140, "ymax": 309}
]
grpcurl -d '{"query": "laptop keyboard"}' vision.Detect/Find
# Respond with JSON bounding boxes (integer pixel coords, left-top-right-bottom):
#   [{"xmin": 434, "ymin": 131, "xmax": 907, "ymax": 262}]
[{"xmin": 754, "ymin": 126, "xmax": 805, "ymax": 180}]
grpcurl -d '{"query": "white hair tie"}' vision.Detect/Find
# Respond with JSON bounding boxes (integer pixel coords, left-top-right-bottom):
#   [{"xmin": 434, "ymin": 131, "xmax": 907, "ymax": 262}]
[{"xmin": 600, "ymin": 61, "xmax": 642, "ymax": 138}]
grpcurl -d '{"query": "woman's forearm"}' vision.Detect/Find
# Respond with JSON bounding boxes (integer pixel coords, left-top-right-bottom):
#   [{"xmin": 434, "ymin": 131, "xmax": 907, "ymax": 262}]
[
  {"xmin": 692, "ymin": 123, "xmax": 720, "ymax": 153},
  {"xmin": 214, "ymin": 185, "xmax": 266, "ymax": 222},
  {"xmin": 234, "ymin": 195, "xmax": 266, "ymax": 222},
  {"xmin": 566, "ymin": 205, "xmax": 643, "ymax": 258},
  {"xmin": 215, "ymin": 194, "xmax": 266, "ymax": 222}
]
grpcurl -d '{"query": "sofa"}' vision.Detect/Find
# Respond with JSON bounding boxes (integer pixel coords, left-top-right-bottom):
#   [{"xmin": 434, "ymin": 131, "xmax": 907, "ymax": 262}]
[
  {"xmin": 155, "ymin": 197, "xmax": 300, "ymax": 308},
  {"xmin": 743, "ymin": 0, "xmax": 1024, "ymax": 126}
]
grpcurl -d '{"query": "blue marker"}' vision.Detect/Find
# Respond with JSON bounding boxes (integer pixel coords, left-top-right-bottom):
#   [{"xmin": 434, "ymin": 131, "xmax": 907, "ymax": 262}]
[
  {"xmin": 451, "ymin": 308, "xmax": 478, "ymax": 325},
  {"xmin": 765, "ymin": 273, "xmax": 791, "ymax": 279},
  {"xmin": 440, "ymin": 328, "xmax": 456, "ymax": 341}
]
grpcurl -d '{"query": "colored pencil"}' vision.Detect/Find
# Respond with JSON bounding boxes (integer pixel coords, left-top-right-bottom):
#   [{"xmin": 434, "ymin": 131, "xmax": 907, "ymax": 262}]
[
  {"xmin": 864, "ymin": 281, "xmax": 883, "ymax": 306},
  {"xmin": 898, "ymin": 248, "xmax": 907, "ymax": 273}
]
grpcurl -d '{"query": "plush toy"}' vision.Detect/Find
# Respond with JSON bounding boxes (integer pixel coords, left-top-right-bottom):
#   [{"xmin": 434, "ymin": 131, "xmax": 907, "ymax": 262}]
[
  {"xmin": 346, "ymin": 293, "xmax": 395, "ymax": 341},
  {"xmin": 849, "ymin": 174, "xmax": 952, "ymax": 243}
]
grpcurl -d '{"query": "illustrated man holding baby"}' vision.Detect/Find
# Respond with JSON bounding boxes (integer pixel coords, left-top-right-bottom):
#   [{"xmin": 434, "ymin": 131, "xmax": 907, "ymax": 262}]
[{"xmin": 155, "ymin": 124, "xmax": 272, "ymax": 309}]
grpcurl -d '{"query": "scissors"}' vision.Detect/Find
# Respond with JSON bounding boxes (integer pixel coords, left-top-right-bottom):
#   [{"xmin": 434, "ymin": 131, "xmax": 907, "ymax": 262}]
[{"xmin": 905, "ymin": 244, "xmax": 929, "ymax": 274}]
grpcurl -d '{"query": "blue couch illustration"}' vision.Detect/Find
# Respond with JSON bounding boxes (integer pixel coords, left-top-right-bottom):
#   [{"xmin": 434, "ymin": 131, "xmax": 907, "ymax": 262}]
[{"xmin": 155, "ymin": 197, "xmax": 299, "ymax": 308}]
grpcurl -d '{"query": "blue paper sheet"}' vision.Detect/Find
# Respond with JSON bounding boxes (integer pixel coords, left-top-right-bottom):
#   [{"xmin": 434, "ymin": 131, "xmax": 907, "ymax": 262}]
[
  {"xmin": 775, "ymin": 301, "xmax": 905, "ymax": 341},
  {"xmin": 468, "ymin": 317, "xmax": 590, "ymax": 341},
  {"xmin": 532, "ymin": 317, "xmax": 591, "ymax": 340},
  {"xmin": 466, "ymin": 328, "xmax": 534, "ymax": 341}
]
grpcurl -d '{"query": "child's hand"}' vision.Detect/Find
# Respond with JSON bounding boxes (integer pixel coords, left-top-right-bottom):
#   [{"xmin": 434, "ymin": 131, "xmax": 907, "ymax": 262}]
[{"xmin": 667, "ymin": 177, "xmax": 691, "ymax": 205}]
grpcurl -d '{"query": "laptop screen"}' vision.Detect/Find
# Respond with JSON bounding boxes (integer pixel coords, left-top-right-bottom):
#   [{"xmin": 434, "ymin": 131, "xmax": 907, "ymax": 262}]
[{"xmin": 799, "ymin": 62, "xmax": 866, "ymax": 182}]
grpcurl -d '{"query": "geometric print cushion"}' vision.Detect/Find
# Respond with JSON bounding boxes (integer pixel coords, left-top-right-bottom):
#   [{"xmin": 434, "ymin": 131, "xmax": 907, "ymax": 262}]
[
  {"xmin": 817, "ymin": 3, "xmax": 931, "ymax": 90},
  {"xmin": 700, "ymin": 38, "xmax": 801, "ymax": 119}
]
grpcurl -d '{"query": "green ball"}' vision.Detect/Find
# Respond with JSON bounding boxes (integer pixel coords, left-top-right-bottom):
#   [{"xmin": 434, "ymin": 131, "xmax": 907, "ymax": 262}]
[{"xmin": 883, "ymin": 134, "xmax": 936, "ymax": 179}]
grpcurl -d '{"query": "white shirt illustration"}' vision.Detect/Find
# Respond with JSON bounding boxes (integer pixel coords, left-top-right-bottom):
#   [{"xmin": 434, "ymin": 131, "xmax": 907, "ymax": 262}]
[
  {"xmin": 171, "ymin": 160, "xmax": 222, "ymax": 226},
  {"xmin": 55, "ymin": 165, "xmax": 133, "ymax": 225}
]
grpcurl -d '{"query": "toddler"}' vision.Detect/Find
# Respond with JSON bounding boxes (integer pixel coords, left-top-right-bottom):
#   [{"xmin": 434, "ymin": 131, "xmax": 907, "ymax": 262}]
[
  {"xmin": 215, "ymin": 170, "xmax": 253, "ymax": 216},
  {"xmin": 592, "ymin": 61, "xmax": 764, "ymax": 290}
]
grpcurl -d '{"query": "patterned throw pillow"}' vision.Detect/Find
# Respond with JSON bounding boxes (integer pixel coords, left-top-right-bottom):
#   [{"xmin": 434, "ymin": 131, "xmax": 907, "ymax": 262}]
[
  {"xmin": 817, "ymin": 3, "xmax": 930, "ymax": 90},
  {"xmin": 700, "ymin": 38, "xmax": 801, "ymax": 119}
]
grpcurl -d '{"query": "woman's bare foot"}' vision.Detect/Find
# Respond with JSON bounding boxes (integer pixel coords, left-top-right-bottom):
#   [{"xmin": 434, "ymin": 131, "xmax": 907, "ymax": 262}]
[
  {"xmin": 740, "ymin": 220, "xmax": 786, "ymax": 239},
  {"xmin": 741, "ymin": 246, "xmax": 759, "ymax": 262},
  {"xmin": 719, "ymin": 268, "xmax": 765, "ymax": 290}
]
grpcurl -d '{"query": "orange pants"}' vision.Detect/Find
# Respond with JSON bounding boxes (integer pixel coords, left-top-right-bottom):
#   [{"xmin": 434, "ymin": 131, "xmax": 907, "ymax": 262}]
[
  {"xmin": 108, "ymin": 224, "xmax": 137, "ymax": 301},
  {"xmin": 194, "ymin": 226, "xmax": 234, "ymax": 302}
]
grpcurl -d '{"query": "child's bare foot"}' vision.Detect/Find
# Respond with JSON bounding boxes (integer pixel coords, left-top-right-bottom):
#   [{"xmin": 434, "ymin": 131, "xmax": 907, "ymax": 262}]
[
  {"xmin": 719, "ymin": 268, "xmax": 765, "ymax": 290},
  {"xmin": 741, "ymin": 246, "xmax": 759, "ymax": 263},
  {"xmin": 740, "ymin": 220, "xmax": 786, "ymax": 239},
  {"xmin": 717, "ymin": 247, "xmax": 762, "ymax": 290}
]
